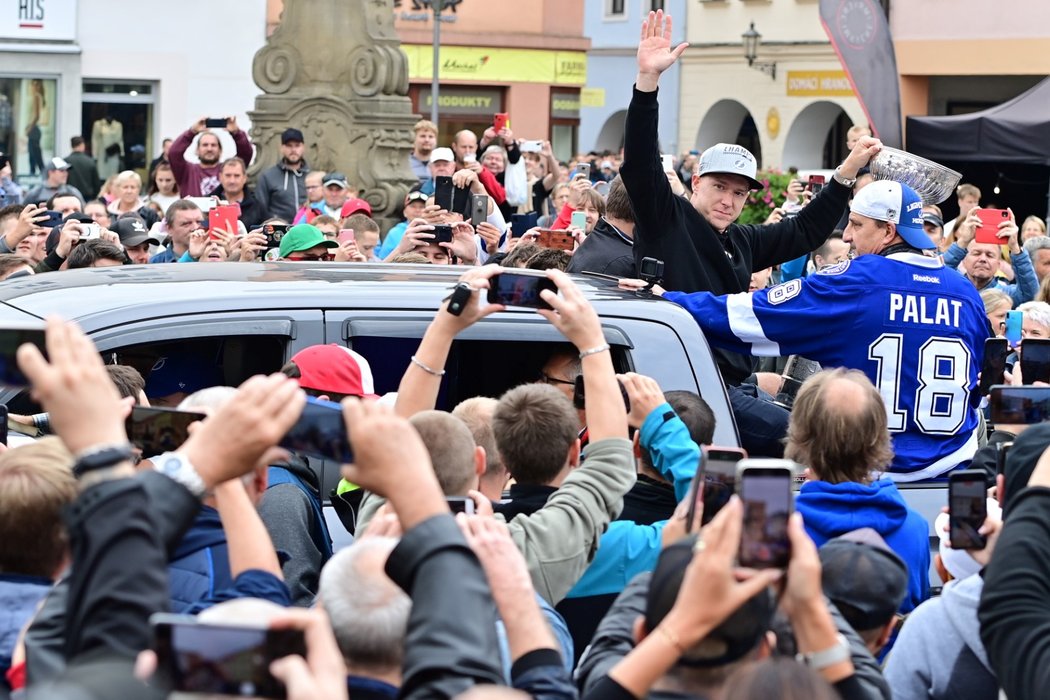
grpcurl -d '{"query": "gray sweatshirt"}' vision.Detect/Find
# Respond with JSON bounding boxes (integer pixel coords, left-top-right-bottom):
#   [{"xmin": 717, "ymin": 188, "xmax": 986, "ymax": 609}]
[{"xmin": 884, "ymin": 574, "xmax": 999, "ymax": 700}]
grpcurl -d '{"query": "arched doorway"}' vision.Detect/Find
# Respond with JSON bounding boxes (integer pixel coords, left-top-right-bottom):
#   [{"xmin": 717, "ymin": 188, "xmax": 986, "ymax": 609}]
[
  {"xmin": 594, "ymin": 110, "xmax": 627, "ymax": 153},
  {"xmin": 781, "ymin": 101, "xmax": 854, "ymax": 170},
  {"xmin": 695, "ymin": 100, "xmax": 762, "ymax": 165}
]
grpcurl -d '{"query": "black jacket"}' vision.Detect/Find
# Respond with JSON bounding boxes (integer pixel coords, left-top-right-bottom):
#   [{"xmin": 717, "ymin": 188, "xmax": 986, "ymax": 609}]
[
  {"xmin": 65, "ymin": 151, "xmax": 101, "ymax": 200},
  {"xmin": 979, "ymin": 487, "xmax": 1050, "ymax": 700},
  {"xmin": 620, "ymin": 86, "xmax": 851, "ymax": 384},
  {"xmin": 566, "ymin": 218, "xmax": 636, "ymax": 279}
]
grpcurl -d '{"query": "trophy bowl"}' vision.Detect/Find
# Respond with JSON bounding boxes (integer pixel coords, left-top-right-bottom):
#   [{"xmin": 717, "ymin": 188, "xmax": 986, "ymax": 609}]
[{"xmin": 869, "ymin": 146, "xmax": 962, "ymax": 205}]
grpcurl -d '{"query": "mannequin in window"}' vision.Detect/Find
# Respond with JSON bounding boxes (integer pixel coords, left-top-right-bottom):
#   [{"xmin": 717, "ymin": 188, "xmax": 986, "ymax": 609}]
[
  {"xmin": 25, "ymin": 79, "xmax": 47, "ymax": 176},
  {"xmin": 92, "ymin": 114, "xmax": 124, "ymax": 181}
]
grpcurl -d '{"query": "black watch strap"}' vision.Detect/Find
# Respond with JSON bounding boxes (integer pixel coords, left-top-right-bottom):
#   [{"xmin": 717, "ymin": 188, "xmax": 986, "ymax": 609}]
[{"xmin": 72, "ymin": 443, "xmax": 136, "ymax": 477}]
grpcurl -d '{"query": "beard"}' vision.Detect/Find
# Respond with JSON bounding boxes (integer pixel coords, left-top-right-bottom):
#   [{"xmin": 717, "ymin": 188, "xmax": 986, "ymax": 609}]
[{"xmin": 199, "ymin": 153, "xmax": 220, "ymax": 166}]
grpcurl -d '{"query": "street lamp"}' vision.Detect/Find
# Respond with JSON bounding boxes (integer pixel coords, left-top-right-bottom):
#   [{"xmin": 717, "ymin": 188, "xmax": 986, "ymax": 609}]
[
  {"xmin": 741, "ymin": 22, "xmax": 776, "ymax": 81},
  {"xmin": 431, "ymin": 0, "xmax": 444, "ymax": 126}
]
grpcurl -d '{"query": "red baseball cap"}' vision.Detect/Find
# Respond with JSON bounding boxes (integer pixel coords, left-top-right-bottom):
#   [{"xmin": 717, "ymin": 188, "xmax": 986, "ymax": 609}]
[
  {"xmin": 340, "ymin": 198, "xmax": 373, "ymax": 219},
  {"xmin": 289, "ymin": 344, "xmax": 377, "ymax": 398}
]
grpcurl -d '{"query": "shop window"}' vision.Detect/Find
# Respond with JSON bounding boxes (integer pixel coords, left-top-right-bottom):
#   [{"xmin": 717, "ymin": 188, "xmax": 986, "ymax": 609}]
[
  {"xmin": 82, "ymin": 81, "xmax": 157, "ymax": 187},
  {"xmin": 0, "ymin": 77, "xmax": 59, "ymax": 185}
]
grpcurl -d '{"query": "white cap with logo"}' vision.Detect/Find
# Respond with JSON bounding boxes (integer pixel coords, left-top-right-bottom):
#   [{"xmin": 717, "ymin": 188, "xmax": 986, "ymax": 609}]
[
  {"xmin": 429, "ymin": 147, "xmax": 455, "ymax": 164},
  {"xmin": 696, "ymin": 143, "xmax": 763, "ymax": 190}
]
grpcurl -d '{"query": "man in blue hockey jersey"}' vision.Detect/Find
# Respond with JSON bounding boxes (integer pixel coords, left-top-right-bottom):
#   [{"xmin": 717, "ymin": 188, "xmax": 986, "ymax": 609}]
[{"xmin": 652, "ymin": 181, "xmax": 989, "ymax": 481}]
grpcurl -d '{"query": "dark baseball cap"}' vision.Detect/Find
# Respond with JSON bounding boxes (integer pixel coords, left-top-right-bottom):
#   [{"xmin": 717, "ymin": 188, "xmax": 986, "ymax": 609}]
[
  {"xmin": 645, "ymin": 535, "xmax": 775, "ymax": 667},
  {"xmin": 113, "ymin": 217, "xmax": 160, "ymax": 248},
  {"xmin": 818, "ymin": 528, "xmax": 908, "ymax": 632},
  {"xmin": 281, "ymin": 128, "xmax": 305, "ymax": 144},
  {"xmin": 922, "ymin": 212, "xmax": 944, "ymax": 229}
]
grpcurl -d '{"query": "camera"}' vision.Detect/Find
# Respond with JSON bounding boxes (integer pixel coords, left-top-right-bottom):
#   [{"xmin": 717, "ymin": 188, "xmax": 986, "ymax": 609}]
[
  {"xmin": 639, "ymin": 257, "xmax": 665, "ymax": 284},
  {"xmin": 263, "ymin": 224, "xmax": 288, "ymax": 249}
]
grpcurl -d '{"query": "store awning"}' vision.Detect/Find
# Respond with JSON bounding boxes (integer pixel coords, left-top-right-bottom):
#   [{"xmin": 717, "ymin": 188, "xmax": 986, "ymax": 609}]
[{"xmin": 906, "ymin": 77, "xmax": 1050, "ymax": 165}]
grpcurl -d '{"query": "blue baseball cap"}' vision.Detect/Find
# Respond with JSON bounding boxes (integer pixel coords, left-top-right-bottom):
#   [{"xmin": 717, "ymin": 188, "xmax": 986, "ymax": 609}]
[{"xmin": 850, "ymin": 180, "xmax": 932, "ymax": 249}]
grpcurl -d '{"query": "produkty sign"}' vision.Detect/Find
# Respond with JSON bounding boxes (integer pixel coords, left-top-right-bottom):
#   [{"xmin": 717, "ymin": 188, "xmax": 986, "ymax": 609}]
[{"xmin": 1, "ymin": 0, "xmax": 77, "ymax": 41}]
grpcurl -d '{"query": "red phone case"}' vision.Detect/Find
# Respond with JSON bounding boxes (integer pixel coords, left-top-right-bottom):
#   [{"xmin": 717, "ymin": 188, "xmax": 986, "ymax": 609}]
[
  {"xmin": 209, "ymin": 205, "xmax": 240, "ymax": 239},
  {"xmin": 537, "ymin": 228, "xmax": 574, "ymax": 252},
  {"xmin": 493, "ymin": 113, "xmax": 509, "ymax": 132},
  {"xmin": 975, "ymin": 208, "xmax": 1009, "ymax": 245},
  {"xmin": 337, "ymin": 229, "xmax": 355, "ymax": 245}
]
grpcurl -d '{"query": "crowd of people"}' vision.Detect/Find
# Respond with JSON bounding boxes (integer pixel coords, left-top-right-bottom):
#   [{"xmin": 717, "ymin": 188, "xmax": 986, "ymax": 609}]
[{"xmin": 2, "ymin": 7, "xmax": 1050, "ymax": 700}]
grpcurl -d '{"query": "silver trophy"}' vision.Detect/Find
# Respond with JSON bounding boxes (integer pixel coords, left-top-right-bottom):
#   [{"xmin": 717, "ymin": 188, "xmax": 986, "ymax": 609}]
[{"xmin": 868, "ymin": 146, "xmax": 962, "ymax": 205}]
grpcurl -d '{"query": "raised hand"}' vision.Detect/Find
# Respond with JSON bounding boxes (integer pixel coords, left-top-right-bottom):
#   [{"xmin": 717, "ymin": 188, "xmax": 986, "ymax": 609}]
[{"xmin": 636, "ymin": 10, "xmax": 688, "ymax": 91}]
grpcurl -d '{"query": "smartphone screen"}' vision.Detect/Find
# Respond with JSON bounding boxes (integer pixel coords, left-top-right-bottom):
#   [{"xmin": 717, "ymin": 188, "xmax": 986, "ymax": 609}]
[
  {"xmin": 738, "ymin": 463, "xmax": 793, "ymax": 568},
  {"xmin": 434, "ymin": 176, "xmax": 454, "ymax": 211},
  {"xmin": 204, "ymin": 117, "xmax": 227, "ymax": 129},
  {"xmin": 446, "ymin": 497, "xmax": 476, "ymax": 514},
  {"xmin": 510, "ymin": 212, "xmax": 539, "ymax": 238},
  {"xmin": 126, "ymin": 406, "xmax": 205, "ymax": 457},
  {"xmin": 263, "ymin": 224, "xmax": 287, "ymax": 249},
  {"xmin": 0, "ymin": 326, "xmax": 47, "ymax": 387},
  {"xmin": 152, "ymin": 614, "xmax": 305, "ymax": 698},
  {"xmin": 989, "ymin": 385, "xmax": 1050, "ymax": 424},
  {"xmin": 1021, "ymin": 338, "xmax": 1050, "ymax": 384},
  {"xmin": 1005, "ymin": 310, "xmax": 1023, "ymax": 346},
  {"xmin": 536, "ymin": 229, "xmax": 575, "ymax": 251},
  {"xmin": 279, "ymin": 396, "xmax": 353, "ymax": 463},
  {"xmin": 470, "ymin": 193, "xmax": 488, "ymax": 228},
  {"xmin": 808, "ymin": 174, "xmax": 826, "ymax": 195},
  {"xmin": 949, "ymin": 470, "xmax": 988, "ymax": 550},
  {"xmin": 699, "ymin": 447, "xmax": 746, "ymax": 527},
  {"xmin": 486, "ymin": 272, "xmax": 557, "ymax": 309}
]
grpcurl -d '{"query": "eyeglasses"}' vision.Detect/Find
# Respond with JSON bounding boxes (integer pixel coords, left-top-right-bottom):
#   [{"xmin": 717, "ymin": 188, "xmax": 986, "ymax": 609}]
[
  {"xmin": 539, "ymin": 372, "xmax": 576, "ymax": 387},
  {"xmin": 287, "ymin": 253, "xmax": 334, "ymax": 261}
]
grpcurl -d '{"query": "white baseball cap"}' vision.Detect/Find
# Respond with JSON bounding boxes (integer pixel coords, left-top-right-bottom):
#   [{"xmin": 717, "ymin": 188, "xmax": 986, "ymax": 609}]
[
  {"xmin": 697, "ymin": 143, "xmax": 762, "ymax": 190},
  {"xmin": 429, "ymin": 147, "xmax": 455, "ymax": 164},
  {"xmin": 850, "ymin": 180, "xmax": 933, "ymax": 249}
]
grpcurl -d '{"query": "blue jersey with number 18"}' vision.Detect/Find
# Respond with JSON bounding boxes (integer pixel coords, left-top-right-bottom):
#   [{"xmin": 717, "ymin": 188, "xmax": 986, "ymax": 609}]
[{"xmin": 665, "ymin": 252, "xmax": 989, "ymax": 481}]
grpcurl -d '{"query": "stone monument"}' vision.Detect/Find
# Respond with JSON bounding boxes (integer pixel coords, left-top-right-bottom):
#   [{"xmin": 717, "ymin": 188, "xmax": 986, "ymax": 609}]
[{"xmin": 248, "ymin": 0, "xmax": 419, "ymax": 228}]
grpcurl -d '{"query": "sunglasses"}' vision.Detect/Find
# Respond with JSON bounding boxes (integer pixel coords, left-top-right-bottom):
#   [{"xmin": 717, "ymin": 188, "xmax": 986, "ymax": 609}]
[{"xmin": 287, "ymin": 253, "xmax": 334, "ymax": 262}]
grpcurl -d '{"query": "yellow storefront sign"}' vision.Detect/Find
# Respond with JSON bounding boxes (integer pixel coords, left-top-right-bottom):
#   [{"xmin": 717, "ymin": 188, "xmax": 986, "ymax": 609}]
[
  {"xmin": 786, "ymin": 71, "xmax": 855, "ymax": 97},
  {"xmin": 580, "ymin": 87, "xmax": 605, "ymax": 108},
  {"xmin": 403, "ymin": 45, "xmax": 587, "ymax": 86}
]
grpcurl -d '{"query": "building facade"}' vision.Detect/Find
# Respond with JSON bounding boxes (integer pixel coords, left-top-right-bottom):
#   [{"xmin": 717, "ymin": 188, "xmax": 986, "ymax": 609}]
[
  {"xmin": 579, "ymin": 0, "xmax": 685, "ymax": 157},
  {"xmin": 679, "ymin": 0, "xmax": 866, "ymax": 171}
]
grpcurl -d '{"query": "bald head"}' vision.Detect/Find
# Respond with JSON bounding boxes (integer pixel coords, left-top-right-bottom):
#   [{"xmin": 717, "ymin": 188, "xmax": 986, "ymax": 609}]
[
  {"xmin": 822, "ymin": 375, "xmax": 870, "ymax": 417},
  {"xmin": 452, "ymin": 130, "xmax": 478, "ymax": 161},
  {"xmin": 409, "ymin": 410, "xmax": 479, "ymax": 495}
]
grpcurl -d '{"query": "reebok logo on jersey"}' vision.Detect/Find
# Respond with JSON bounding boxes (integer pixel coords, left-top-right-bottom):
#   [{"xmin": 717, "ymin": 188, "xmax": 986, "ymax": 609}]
[{"xmin": 912, "ymin": 274, "xmax": 941, "ymax": 284}]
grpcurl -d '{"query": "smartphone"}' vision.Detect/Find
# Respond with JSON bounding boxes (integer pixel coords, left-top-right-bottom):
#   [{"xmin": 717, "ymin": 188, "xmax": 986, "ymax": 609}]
[
  {"xmin": 0, "ymin": 325, "xmax": 46, "ymax": 387},
  {"xmin": 989, "ymin": 385, "xmax": 1050, "ymax": 424},
  {"xmin": 126, "ymin": 406, "xmax": 205, "ymax": 457},
  {"xmin": 520, "ymin": 140, "xmax": 543, "ymax": 153},
  {"xmin": 263, "ymin": 223, "xmax": 288, "ymax": 249},
  {"xmin": 337, "ymin": 229, "xmax": 355, "ymax": 245},
  {"xmin": 40, "ymin": 210, "xmax": 64, "ymax": 229},
  {"xmin": 434, "ymin": 175, "xmax": 454, "ymax": 211},
  {"xmin": 186, "ymin": 196, "xmax": 217, "ymax": 213},
  {"xmin": 1005, "ymin": 310, "xmax": 1023, "ymax": 347},
  {"xmin": 79, "ymin": 222, "xmax": 102, "ymax": 240},
  {"xmin": 573, "ymin": 163, "xmax": 591, "ymax": 180},
  {"xmin": 431, "ymin": 224, "xmax": 454, "ymax": 245},
  {"xmin": 204, "ymin": 117, "xmax": 227, "ymax": 129},
  {"xmin": 208, "ymin": 204, "xmax": 240, "ymax": 239},
  {"xmin": 737, "ymin": 459, "xmax": 794, "ymax": 569},
  {"xmin": 151, "ymin": 613, "xmax": 305, "ymax": 698},
  {"xmin": 975, "ymin": 208, "xmax": 1010, "ymax": 245},
  {"xmin": 0, "ymin": 405, "xmax": 8, "ymax": 446},
  {"xmin": 661, "ymin": 154, "xmax": 675, "ymax": 173},
  {"xmin": 996, "ymin": 440, "xmax": 1012, "ymax": 475},
  {"xmin": 1021, "ymin": 338, "xmax": 1050, "ymax": 384},
  {"xmin": 949, "ymin": 470, "xmax": 988, "ymax": 550},
  {"xmin": 697, "ymin": 446, "xmax": 747, "ymax": 527},
  {"xmin": 487, "ymin": 271, "xmax": 557, "ymax": 309},
  {"xmin": 536, "ymin": 228, "xmax": 575, "ymax": 252},
  {"xmin": 510, "ymin": 212, "xmax": 539, "ymax": 238},
  {"xmin": 572, "ymin": 375, "xmax": 631, "ymax": 413},
  {"xmin": 446, "ymin": 496, "xmax": 476, "ymax": 514},
  {"xmin": 493, "ymin": 112, "xmax": 509, "ymax": 132},
  {"xmin": 978, "ymin": 337, "xmax": 1010, "ymax": 395},
  {"xmin": 807, "ymin": 174, "xmax": 826, "ymax": 195},
  {"xmin": 279, "ymin": 396, "xmax": 353, "ymax": 463},
  {"xmin": 470, "ymin": 193, "xmax": 489, "ymax": 228},
  {"xmin": 570, "ymin": 211, "xmax": 588, "ymax": 231}
]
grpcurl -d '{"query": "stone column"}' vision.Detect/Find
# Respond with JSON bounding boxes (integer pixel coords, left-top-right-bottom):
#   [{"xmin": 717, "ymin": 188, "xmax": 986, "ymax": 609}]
[{"xmin": 248, "ymin": 0, "xmax": 419, "ymax": 229}]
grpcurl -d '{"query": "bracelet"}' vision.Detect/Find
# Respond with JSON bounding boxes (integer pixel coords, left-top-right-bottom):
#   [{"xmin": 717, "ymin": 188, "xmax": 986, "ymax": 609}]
[
  {"xmin": 578, "ymin": 343, "xmax": 610, "ymax": 359},
  {"xmin": 655, "ymin": 625, "xmax": 687, "ymax": 655},
  {"xmin": 410, "ymin": 355, "xmax": 446, "ymax": 377}
]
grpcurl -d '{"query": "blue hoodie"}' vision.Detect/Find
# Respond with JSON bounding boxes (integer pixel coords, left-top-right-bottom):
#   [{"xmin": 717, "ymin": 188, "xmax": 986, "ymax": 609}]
[{"xmin": 796, "ymin": 478, "xmax": 930, "ymax": 613}]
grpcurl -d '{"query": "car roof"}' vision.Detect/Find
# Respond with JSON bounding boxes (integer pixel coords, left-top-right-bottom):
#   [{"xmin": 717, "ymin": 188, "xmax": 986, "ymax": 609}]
[{"xmin": 0, "ymin": 262, "xmax": 665, "ymax": 323}]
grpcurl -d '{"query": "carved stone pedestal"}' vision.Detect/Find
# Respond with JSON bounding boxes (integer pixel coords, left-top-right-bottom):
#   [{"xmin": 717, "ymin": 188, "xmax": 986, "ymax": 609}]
[{"xmin": 248, "ymin": 0, "xmax": 419, "ymax": 228}]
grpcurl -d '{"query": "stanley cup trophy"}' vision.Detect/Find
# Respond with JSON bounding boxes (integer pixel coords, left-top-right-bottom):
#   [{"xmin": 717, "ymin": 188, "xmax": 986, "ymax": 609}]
[
  {"xmin": 868, "ymin": 147, "xmax": 962, "ymax": 205},
  {"xmin": 247, "ymin": 0, "xmax": 419, "ymax": 230}
]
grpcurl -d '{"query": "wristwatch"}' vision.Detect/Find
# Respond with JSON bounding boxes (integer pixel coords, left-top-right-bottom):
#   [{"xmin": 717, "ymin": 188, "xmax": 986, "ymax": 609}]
[
  {"xmin": 72, "ymin": 442, "xmax": 136, "ymax": 477},
  {"xmin": 797, "ymin": 633, "xmax": 850, "ymax": 670},
  {"xmin": 155, "ymin": 451, "xmax": 207, "ymax": 498},
  {"xmin": 832, "ymin": 169, "xmax": 857, "ymax": 188}
]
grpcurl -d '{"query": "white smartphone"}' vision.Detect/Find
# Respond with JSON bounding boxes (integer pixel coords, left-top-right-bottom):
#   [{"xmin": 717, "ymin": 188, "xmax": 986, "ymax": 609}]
[
  {"xmin": 520, "ymin": 140, "xmax": 543, "ymax": 153},
  {"xmin": 661, "ymin": 154, "xmax": 675, "ymax": 173}
]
